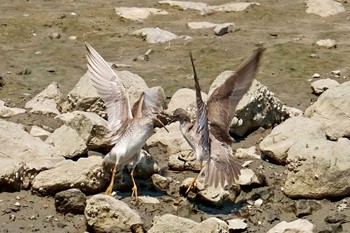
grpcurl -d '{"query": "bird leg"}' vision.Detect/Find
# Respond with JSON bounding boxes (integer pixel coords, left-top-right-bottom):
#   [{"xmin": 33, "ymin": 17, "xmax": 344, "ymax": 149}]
[
  {"xmin": 130, "ymin": 168, "xmax": 138, "ymax": 199},
  {"xmin": 105, "ymin": 163, "xmax": 117, "ymax": 195},
  {"xmin": 185, "ymin": 161, "xmax": 203, "ymax": 194}
]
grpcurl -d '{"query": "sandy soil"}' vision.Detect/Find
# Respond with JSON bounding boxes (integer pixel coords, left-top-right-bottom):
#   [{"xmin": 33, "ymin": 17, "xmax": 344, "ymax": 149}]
[{"xmin": 1, "ymin": 0, "xmax": 350, "ymax": 232}]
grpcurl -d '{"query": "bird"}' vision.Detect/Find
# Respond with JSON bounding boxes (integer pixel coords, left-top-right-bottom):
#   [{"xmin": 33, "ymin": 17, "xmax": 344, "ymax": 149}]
[
  {"xmin": 172, "ymin": 48, "xmax": 264, "ymax": 192},
  {"xmin": 85, "ymin": 42, "xmax": 165, "ymax": 198}
]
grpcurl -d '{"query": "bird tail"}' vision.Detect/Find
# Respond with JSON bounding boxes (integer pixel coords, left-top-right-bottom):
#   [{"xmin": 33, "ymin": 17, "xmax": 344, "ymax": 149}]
[{"xmin": 202, "ymin": 154, "xmax": 242, "ymax": 188}]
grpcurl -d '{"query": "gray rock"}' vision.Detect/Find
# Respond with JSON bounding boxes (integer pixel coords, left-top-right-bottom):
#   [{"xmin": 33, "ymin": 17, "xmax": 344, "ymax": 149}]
[
  {"xmin": 267, "ymin": 219, "xmax": 314, "ymax": 233},
  {"xmin": 25, "ymin": 82, "xmax": 64, "ymax": 116},
  {"xmin": 148, "ymin": 214, "xmax": 229, "ymax": 233},
  {"xmin": 305, "ymin": 81, "xmax": 350, "ymax": 140},
  {"xmin": 214, "ymin": 23, "xmax": 233, "ymax": 36},
  {"xmin": 115, "ymin": 7, "xmax": 168, "ymax": 21},
  {"xmin": 132, "ymin": 27, "xmax": 179, "ymax": 44},
  {"xmin": 0, "ymin": 119, "xmax": 63, "ymax": 191},
  {"xmin": 166, "ymin": 88, "xmax": 207, "ymax": 115},
  {"xmin": 151, "ymin": 174, "xmax": 170, "ymax": 191},
  {"xmin": 45, "ymin": 125, "xmax": 87, "ymax": 159},
  {"xmin": 31, "ymin": 156, "xmax": 109, "ymax": 195},
  {"xmin": 56, "ymin": 111, "xmax": 109, "ymax": 150},
  {"xmin": 168, "ymin": 151, "xmax": 201, "ymax": 171},
  {"xmin": 284, "ymin": 137, "xmax": 350, "ymax": 198},
  {"xmin": 0, "ymin": 100, "xmax": 26, "ymax": 117},
  {"xmin": 311, "ymin": 78, "xmax": 339, "ymax": 95},
  {"xmin": 55, "ymin": 188, "xmax": 86, "ymax": 214},
  {"xmin": 294, "ymin": 200, "xmax": 321, "ymax": 217},
  {"xmin": 85, "ymin": 194, "xmax": 143, "ymax": 233},
  {"xmin": 305, "ymin": 0, "xmax": 345, "ymax": 17},
  {"xmin": 315, "ymin": 39, "xmax": 337, "ymax": 48},
  {"xmin": 127, "ymin": 150, "xmax": 160, "ymax": 179},
  {"xmin": 260, "ymin": 116, "xmax": 326, "ymax": 164}
]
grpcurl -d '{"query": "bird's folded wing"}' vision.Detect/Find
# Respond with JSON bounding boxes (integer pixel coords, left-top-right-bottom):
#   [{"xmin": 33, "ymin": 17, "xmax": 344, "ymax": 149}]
[
  {"xmin": 85, "ymin": 42, "xmax": 132, "ymax": 137},
  {"xmin": 206, "ymin": 48, "xmax": 264, "ymax": 144}
]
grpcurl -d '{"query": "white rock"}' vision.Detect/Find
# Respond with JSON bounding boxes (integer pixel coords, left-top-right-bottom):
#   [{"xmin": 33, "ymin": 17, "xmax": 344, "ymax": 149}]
[
  {"xmin": 214, "ymin": 23, "xmax": 234, "ymax": 36},
  {"xmin": 267, "ymin": 219, "xmax": 314, "ymax": 233},
  {"xmin": 0, "ymin": 119, "xmax": 63, "ymax": 190},
  {"xmin": 85, "ymin": 194, "xmax": 143, "ymax": 232},
  {"xmin": 315, "ymin": 39, "xmax": 337, "ymax": 48},
  {"xmin": 235, "ymin": 146, "xmax": 261, "ymax": 160},
  {"xmin": 280, "ymin": 105, "xmax": 303, "ymax": 118},
  {"xmin": 305, "ymin": 81, "xmax": 350, "ymax": 140},
  {"xmin": 187, "ymin": 21, "xmax": 219, "ymax": 29},
  {"xmin": 284, "ymin": 137, "xmax": 350, "ymax": 198},
  {"xmin": 115, "ymin": 7, "xmax": 168, "ymax": 21},
  {"xmin": 148, "ymin": 214, "xmax": 229, "ymax": 233},
  {"xmin": 29, "ymin": 125, "xmax": 52, "ymax": 138},
  {"xmin": 57, "ymin": 111, "xmax": 109, "ymax": 150},
  {"xmin": 45, "ymin": 125, "xmax": 87, "ymax": 159},
  {"xmin": 166, "ymin": 88, "xmax": 207, "ymax": 115},
  {"xmin": 236, "ymin": 168, "xmax": 262, "ymax": 186},
  {"xmin": 132, "ymin": 27, "xmax": 179, "ymax": 44},
  {"xmin": 260, "ymin": 116, "xmax": 326, "ymax": 164},
  {"xmin": 227, "ymin": 218, "xmax": 248, "ymax": 231},
  {"xmin": 32, "ymin": 156, "xmax": 109, "ymax": 195},
  {"xmin": 25, "ymin": 82, "xmax": 64, "ymax": 115},
  {"xmin": 0, "ymin": 101, "xmax": 26, "ymax": 117},
  {"xmin": 138, "ymin": 196, "xmax": 160, "ymax": 204},
  {"xmin": 305, "ymin": 0, "xmax": 345, "ymax": 17},
  {"xmin": 210, "ymin": 2, "xmax": 259, "ymax": 12},
  {"xmin": 312, "ymin": 73, "xmax": 321, "ymax": 78},
  {"xmin": 311, "ymin": 78, "xmax": 339, "ymax": 95}
]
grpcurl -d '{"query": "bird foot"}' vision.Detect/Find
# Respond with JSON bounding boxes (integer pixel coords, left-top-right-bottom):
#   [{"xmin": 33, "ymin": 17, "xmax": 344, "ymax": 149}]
[
  {"xmin": 131, "ymin": 185, "xmax": 138, "ymax": 199},
  {"xmin": 105, "ymin": 183, "xmax": 114, "ymax": 195}
]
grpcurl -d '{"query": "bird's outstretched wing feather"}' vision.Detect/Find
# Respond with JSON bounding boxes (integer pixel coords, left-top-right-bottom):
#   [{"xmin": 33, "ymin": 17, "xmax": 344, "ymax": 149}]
[
  {"xmin": 207, "ymin": 48, "xmax": 264, "ymax": 144},
  {"xmin": 132, "ymin": 88, "xmax": 163, "ymax": 118},
  {"xmin": 85, "ymin": 42, "xmax": 133, "ymax": 139}
]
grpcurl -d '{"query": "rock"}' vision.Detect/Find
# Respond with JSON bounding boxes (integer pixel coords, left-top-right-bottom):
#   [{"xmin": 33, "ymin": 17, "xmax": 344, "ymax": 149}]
[
  {"xmin": 187, "ymin": 21, "xmax": 220, "ymax": 29},
  {"xmin": 32, "ymin": 156, "xmax": 109, "ymax": 195},
  {"xmin": 312, "ymin": 73, "xmax": 321, "ymax": 78},
  {"xmin": 236, "ymin": 168, "xmax": 265, "ymax": 186},
  {"xmin": 311, "ymin": 78, "xmax": 339, "ymax": 95},
  {"xmin": 85, "ymin": 194, "xmax": 143, "ymax": 233},
  {"xmin": 209, "ymin": 75, "xmax": 289, "ymax": 137},
  {"xmin": 29, "ymin": 126, "xmax": 52, "ymax": 139},
  {"xmin": 0, "ymin": 119, "xmax": 63, "ymax": 191},
  {"xmin": 45, "ymin": 125, "xmax": 87, "ymax": 159},
  {"xmin": 151, "ymin": 174, "xmax": 170, "ymax": 191},
  {"xmin": 159, "ymin": 1, "xmax": 258, "ymax": 15},
  {"xmin": 284, "ymin": 137, "xmax": 350, "ymax": 198},
  {"xmin": 294, "ymin": 200, "xmax": 321, "ymax": 217},
  {"xmin": 166, "ymin": 88, "xmax": 207, "ymax": 115},
  {"xmin": 181, "ymin": 177, "xmax": 240, "ymax": 207},
  {"xmin": 305, "ymin": 81, "xmax": 350, "ymax": 140},
  {"xmin": 55, "ymin": 188, "xmax": 86, "ymax": 214},
  {"xmin": 305, "ymin": 0, "xmax": 345, "ymax": 17},
  {"xmin": 127, "ymin": 150, "xmax": 160, "ymax": 179},
  {"xmin": 235, "ymin": 146, "xmax": 261, "ymax": 160},
  {"xmin": 280, "ymin": 105, "xmax": 303, "ymax": 118},
  {"xmin": 148, "ymin": 214, "xmax": 229, "ymax": 233},
  {"xmin": 214, "ymin": 23, "xmax": 233, "ymax": 36},
  {"xmin": 267, "ymin": 219, "xmax": 314, "ymax": 233},
  {"xmin": 56, "ymin": 111, "xmax": 109, "ymax": 150},
  {"xmin": 25, "ymin": 82, "xmax": 64, "ymax": 115},
  {"xmin": 168, "ymin": 151, "xmax": 201, "ymax": 171},
  {"xmin": 49, "ymin": 32, "xmax": 60, "ymax": 39},
  {"xmin": 132, "ymin": 27, "xmax": 179, "ymax": 44},
  {"xmin": 227, "ymin": 218, "xmax": 248, "ymax": 231},
  {"xmin": 138, "ymin": 196, "xmax": 160, "ymax": 204},
  {"xmin": 315, "ymin": 39, "xmax": 337, "ymax": 48},
  {"xmin": 0, "ymin": 100, "xmax": 26, "ymax": 117},
  {"xmin": 260, "ymin": 116, "xmax": 326, "ymax": 164},
  {"xmin": 64, "ymin": 70, "xmax": 149, "ymax": 116},
  {"xmin": 115, "ymin": 7, "xmax": 168, "ymax": 21},
  {"xmin": 147, "ymin": 122, "xmax": 192, "ymax": 154}
]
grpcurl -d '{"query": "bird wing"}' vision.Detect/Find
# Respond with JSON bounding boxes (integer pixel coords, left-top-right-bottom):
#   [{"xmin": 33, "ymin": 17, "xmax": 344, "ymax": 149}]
[
  {"xmin": 206, "ymin": 47, "xmax": 264, "ymax": 144},
  {"xmin": 85, "ymin": 42, "xmax": 132, "ymax": 139},
  {"xmin": 189, "ymin": 52, "xmax": 211, "ymax": 158},
  {"xmin": 132, "ymin": 88, "xmax": 162, "ymax": 118}
]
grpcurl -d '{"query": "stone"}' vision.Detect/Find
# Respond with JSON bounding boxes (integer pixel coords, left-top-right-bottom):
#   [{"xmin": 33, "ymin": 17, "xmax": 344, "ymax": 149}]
[
  {"xmin": 55, "ymin": 188, "xmax": 86, "ymax": 214},
  {"xmin": 56, "ymin": 111, "xmax": 109, "ymax": 150},
  {"xmin": 0, "ymin": 119, "xmax": 63, "ymax": 191},
  {"xmin": 236, "ymin": 168, "xmax": 265, "ymax": 186},
  {"xmin": 214, "ymin": 23, "xmax": 233, "ymax": 36},
  {"xmin": 294, "ymin": 200, "xmax": 321, "ymax": 217},
  {"xmin": 311, "ymin": 78, "xmax": 339, "ymax": 95},
  {"xmin": 305, "ymin": 81, "xmax": 350, "ymax": 140},
  {"xmin": 29, "ymin": 126, "xmax": 52, "ymax": 139},
  {"xmin": 85, "ymin": 194, "xmax": 143, "ymax": 233},
  {"xmin": 305, "ymin": 0, "xmax": 345, "ymax": 17},
  {"xmin": 166, "ymin": 88, "xmax": 207, "ymax": 115},
  {"xmin": 151, "ymin": 174, "xmax": 170, "ymax": 191},
  {"xmin": 315, "ymin": 39, "xmax": 337, "ymax": 48},
  {"xmin": 267, "ymin": 219, "xmax": 314, "ymax": 233},
  {"xmin": 46, "ymin": 125, "xmax": 87, "ymax": 159},
  {"xmin": 148, "ymin": 214, "xmax": 228, "ymax": 233},
  {"xmin": 0, "ymin": 100, "xmax": 26, "ymax": 117},
  {"xmin": 25, "ymin": 82, "xmax": 64, "ymax": 115},
  {"xmin": 260, "ymin": 116, "xmax": 326, "ymax": 164},
  {"xmin": 138, "ymin": 196, "xmax": 160, "ymax": 204},
  {"xmin": 132, "ymin": 27, "xmax": 179, "ymax": 44},
  {"xmin": 31, "ymin": 156, "xmax": 109, "ymax": 195},
  {"xmin": 227, "ymin": 218, "xmax": 248, "ymax": 231},
  {"xmin": 187, "ymin": 22, "xmax": 219, "ymax": 30},
  {"xmin": 284, "ymin": 137, "xmax": 350, "ymax": 198},
  {"xmin": 235, "ymin": 146, "xmax": 261, "ymax": 160},
  {"xmin": 127, "ymin": 150, "xmax": 160, "ymax": 179},
  {"xmin": 168, "ymin": 151, "xmax": 201, "ymax": 171},
  {"xmin": 115, "ymin": 7, "xmax": 168, "ymax": 21}
]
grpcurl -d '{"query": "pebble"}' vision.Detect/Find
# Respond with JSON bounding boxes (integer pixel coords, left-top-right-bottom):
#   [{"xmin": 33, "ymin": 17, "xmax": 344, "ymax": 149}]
[
  {"xmin": 312, "ymin": 73, "xmax": 321, "ymax": 78},
  {"xmin": 49, "ymin": 32, "xmax": 61, "ymax": 40}
]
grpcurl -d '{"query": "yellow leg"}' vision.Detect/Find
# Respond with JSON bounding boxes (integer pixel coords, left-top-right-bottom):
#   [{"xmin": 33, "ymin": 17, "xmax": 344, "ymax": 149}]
[
  {"xmin": 130, "ymin": 168, "xmax": 138, "ymax": 199},
  {"xmin": 185, "ymin": 162, "xmax": 203, "ymax": 194},
  {"xmin": 105, "ymin": 163, "xmax": 117, "ymax": 195}
]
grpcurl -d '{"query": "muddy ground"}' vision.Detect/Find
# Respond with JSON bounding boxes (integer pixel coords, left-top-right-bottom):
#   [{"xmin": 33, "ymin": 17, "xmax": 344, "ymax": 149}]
[{"xmin": 1, "ymin": 0, "xmax": 350, "ymax": 232}]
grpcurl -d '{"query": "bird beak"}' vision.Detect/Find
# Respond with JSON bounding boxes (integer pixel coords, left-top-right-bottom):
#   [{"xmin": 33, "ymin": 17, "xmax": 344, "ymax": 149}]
[{"xmin": 155, "ymin": 117, "xmax": 169, "ymax": 133}]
